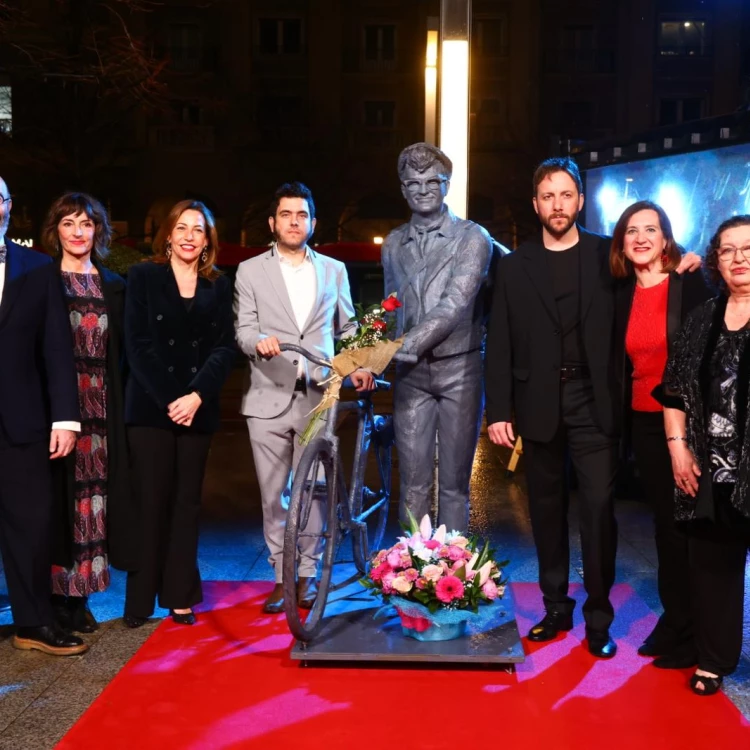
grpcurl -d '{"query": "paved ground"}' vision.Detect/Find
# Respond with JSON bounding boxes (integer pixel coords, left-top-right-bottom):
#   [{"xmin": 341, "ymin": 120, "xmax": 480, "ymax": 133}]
[{"xmin": 0, "ymin": 368, "xmax": 749, "ymax": 748}]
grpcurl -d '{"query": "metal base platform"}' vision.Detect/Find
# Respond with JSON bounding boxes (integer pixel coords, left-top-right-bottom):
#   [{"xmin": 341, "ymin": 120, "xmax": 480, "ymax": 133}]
[{"xmin": 290, "ymin": 573, "xmax": 525, "ymax": 666}]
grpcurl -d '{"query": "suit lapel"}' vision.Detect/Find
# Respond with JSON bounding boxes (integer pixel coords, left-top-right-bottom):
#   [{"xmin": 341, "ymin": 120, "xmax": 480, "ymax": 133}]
[
  {"xmin": 160, "ymin": 263, "xmax": 187, "ymax": 316},
  {"xmin": 666, "ymin": 271, "xmax": 682, "ymax": 353},
  {"xmin": 0, "ymin": 241, "xmax": 30, "ymax": 330},
  {"xmin": 522, "ymin": 241, "xmax": 559, "ymax": 324},
  {"xmin": 422, "ymin": 234, "xmax": 455, "ymax": 291},
  {"xmin": 261, "ymin": 249, "xmax": 298, "ymax": 331},
  {"xmin": 579, "ymin": 228, "xmax": 603, "ymax": 322},
  {"xmin": 302, "ymin": 249, "xmax": 324, "ymax": 333}
]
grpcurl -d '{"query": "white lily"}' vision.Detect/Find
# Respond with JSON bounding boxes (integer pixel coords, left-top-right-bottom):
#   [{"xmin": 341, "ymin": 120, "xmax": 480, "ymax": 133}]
[
  {"xmin": 465, "ymin": 552, "xmax": 479, "ymax": 573},
  {"xmin": 477, "ymin": 561, "xmax": 493, "ymax": 586},
  {"xmin": 419, "ymin": 514, "xmax": 433, "ymax": 540},
  {"xmin": 433, "ymin": 524, "xmax": 447, "ymax": 544}
]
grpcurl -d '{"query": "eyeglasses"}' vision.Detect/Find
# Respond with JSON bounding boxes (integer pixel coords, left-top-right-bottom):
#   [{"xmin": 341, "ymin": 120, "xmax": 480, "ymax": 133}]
[
  {"xmin": 401, "ymin": 178, "xmax": 448, "ymax": 194},
  {"xmin": 717, "ymin": 245, "xmax": 750, "ymax": 263},
  {"xmin": 0, "ymin": 195, "xmax": 11, "ymax": 206}
]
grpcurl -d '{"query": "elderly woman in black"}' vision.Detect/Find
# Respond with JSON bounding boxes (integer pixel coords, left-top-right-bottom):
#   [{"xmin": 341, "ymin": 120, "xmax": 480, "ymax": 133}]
[
  {"xmin": 42, "ymin": 192, "xmax": 131, "ymax": 634},
  {"xmin": 123, "ymin": 199, "xmax": 235, "ymax": 627},
  {"xmin": 659, "ymin": 215, "xmax": 750, "ymax": 695}
]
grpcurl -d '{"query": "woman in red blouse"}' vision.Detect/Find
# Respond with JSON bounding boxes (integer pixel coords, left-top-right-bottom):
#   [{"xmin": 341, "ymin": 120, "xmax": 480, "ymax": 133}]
[{"xmin": 612, "ymin": 200, "xmax": 711, "ymax": 668}]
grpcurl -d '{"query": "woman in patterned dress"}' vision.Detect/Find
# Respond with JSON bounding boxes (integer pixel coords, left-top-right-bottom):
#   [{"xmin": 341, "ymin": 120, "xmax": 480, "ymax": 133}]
[
  {"xmin": 41, "ymin": 193, "xmax": 131, "ymax": 634},
  {"xmin": 658, "ymin": 215, "xmax": 750, "ymax": 695}
]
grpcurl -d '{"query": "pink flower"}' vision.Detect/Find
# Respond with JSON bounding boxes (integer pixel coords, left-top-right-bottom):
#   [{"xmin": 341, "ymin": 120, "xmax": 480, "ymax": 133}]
[
  {"xmin": 391, "ymin": 576, "xmax": 413, "ymax": 593},
  {"xmin": 382, "ymin": 572, "xmax": 396, "ymax": 594},
  {"xmin": 482, "ymin": 579, "xmax": 499, "ymax": 600},
  {"xmin": 403, "ymin": 568, "xmax": 418, "ymax": 582},
  {"xmin": 370, "ymin": 562, "xmax": 392, "ymax": 582},
  {"xmin": 399, "ymin": 554, "xmax": 413, "ymax": 569},
  {"xmin": 387, "ymin": 548, "xmax": 403, "ymax": 568},
  {"xmin": 415, "ymin": 577, "xmax": 428, "ymax": 589},
  {"xmin": 447, "ymin": 546, "xmax": 466, "ymax": 561},
  {"xmin": 438, "ymin": 545, "xmax": 451, "ymax": 558},
  {"xmin": 450, "ymin": 536, "xmax": 469, "ymax": 548},
  {"xmin": 372, "ymin": 550, "xmax": 388, "ymax": 566},
  {"xmin": 423, "ymin": 539, "xmax": 441, "ymax": 550},
  {"xmin": 435, "ymin": 575, "xmax": 465, "ymax": 603},
  {"xmin": 422, "ymin": 564, "xmax": 443, "ymax": 582}
]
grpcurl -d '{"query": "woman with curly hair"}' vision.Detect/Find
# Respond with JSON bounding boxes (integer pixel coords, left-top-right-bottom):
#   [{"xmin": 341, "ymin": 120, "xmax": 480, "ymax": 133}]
[{"xmin": 657, "ymin": 215, "xmax": 750, "ymax": 695}]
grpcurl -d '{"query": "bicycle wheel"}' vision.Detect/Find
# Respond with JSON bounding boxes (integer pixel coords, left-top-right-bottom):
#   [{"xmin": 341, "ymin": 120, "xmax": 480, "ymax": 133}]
[
  {"xmin": 351, "ymin": 413, "xmax": 393, "ymax": 573},
  {"xmin": 282, "ymin": 436, "xmax": 340, "ymax": 642}
]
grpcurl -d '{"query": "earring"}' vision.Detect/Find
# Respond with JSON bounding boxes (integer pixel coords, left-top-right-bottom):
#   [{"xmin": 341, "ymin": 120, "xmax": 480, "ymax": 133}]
[
  {"xmin": 201, "ymin": 250, "xmax": 208, "ymax": 263},
  {"xmin": 166, "ymin": 241, "xmax": 172, "ymax": 260}
]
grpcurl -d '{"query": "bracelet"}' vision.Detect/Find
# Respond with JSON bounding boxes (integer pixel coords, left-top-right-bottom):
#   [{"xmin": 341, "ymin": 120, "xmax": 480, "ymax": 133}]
[{"xmin": 666, "ymin": 436, "xmax": 687, "ymax": 442}]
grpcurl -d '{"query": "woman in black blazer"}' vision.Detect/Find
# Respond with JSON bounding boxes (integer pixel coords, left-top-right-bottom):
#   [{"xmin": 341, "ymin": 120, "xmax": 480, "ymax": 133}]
[
  {"xmin": 123, "ymin": 199, "xmax": 235, "ymax": 627},
  {"xmin": 41, "ymin": 192, "xmax": 131, "ymax": 635},
  {"xmin": 612, "ymin": 200, "xmax": 712, "ymax": 667}
]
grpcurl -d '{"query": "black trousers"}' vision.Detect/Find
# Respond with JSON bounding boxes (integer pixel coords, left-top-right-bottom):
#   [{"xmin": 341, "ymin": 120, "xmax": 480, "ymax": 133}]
[
  {"xmin": 0, "ymin": 438, "xmax": 55, "ymax": 627},
  {"xmin": 688, "ymin": 484, "xmax": 750, "ymax": 676},
  {"xmin": 125, "ymin": 426, "xmax": 212, "ymax": 617},
  {"xmin": 524, "ymin": 378, "xmax": 618, "ymax": 633},
  {"xmin": 631, "ymin": 411, "xmax": 693, "ymax": 649}
]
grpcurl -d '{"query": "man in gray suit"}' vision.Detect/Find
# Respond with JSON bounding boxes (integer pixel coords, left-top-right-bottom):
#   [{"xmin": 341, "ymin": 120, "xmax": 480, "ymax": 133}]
[
  {"xmin": 382, "ymin": 143, "xmax": 493, "ymax": 532},
  {"xmin": 234, "ymin": 182, "xmax": 374, "ymax": 614}
]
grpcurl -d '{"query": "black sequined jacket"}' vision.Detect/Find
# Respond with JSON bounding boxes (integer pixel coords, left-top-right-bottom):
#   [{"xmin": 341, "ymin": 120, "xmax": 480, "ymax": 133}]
[{"xmin": 658, "ymin": 295, "xmax": 750, "ymax": 521}]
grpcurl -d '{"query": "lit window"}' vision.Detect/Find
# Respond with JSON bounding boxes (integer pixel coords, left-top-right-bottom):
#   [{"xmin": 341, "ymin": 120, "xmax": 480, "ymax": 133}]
[{"xmin": 659, "ymin": 20, "xmax": 709, "ymax": 56}]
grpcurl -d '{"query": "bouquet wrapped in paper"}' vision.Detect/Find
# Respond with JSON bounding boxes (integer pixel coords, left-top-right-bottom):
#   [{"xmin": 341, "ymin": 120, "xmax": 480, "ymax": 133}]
[{"xmin": 300, "ymin": 293, "xmax": 403, "ymax": 444}]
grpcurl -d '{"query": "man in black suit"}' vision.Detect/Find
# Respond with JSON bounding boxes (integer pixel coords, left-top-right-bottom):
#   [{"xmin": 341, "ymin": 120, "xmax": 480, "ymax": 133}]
[
  {"xmin": 485, "ymin": 158, "xmax": 621, "ymax": 657},
  {"xmin": 0, "ymin": 176, "xmax": 87, "ymax": 655}
]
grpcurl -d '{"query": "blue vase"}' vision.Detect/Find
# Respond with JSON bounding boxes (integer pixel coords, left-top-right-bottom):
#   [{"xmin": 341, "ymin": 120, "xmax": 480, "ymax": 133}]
[{"xmin": 401, "ymin": 619, "xmax": 467, "ymax": 641}]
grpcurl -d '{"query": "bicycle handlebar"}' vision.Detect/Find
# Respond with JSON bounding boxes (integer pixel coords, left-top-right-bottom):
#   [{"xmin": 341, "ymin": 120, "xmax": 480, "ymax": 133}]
[{"xmin": 278, "ymin": 342, "xmax": 418, "ymax": 366}]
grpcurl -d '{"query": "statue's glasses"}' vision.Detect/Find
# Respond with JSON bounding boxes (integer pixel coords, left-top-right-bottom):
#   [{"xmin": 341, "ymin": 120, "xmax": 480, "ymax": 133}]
[
  {"xmin": 717, "ymin": 245, "xmax": 750, "ymax": 263},
  {"xmin": 401, "ymin": 178, "xmax": 448, "ymax": 194},
  {"xmin": 0, "ymin": 194, "xmax": 11, "ymax": 206}
]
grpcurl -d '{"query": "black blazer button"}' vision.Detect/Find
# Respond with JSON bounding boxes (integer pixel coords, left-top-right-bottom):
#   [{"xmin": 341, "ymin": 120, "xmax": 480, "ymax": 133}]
[
  {"xmin": 191, "ymin": 367, "xmax": 197, "ymax": 373},
  {"xmin": 192, "ymin": 341, "xmax": 198, "ymax": 347},
  {"xmin": 300, "ymin": 334, "xmax": 304, "ymax": 340},
  {"xmin": 293, "ymin": 359, "xmax": 298, "ymax": 365},
  {"xmin": 553, "ymin": 329, "xmax": 560, "ymax": 336},
  {"xmin": 168, "ymin": 366, "xmax": 174, "ymax": 372},
  {"xmin": 157, "ymin": 314, "xmax": 163, "ymax": 321},
  {"xmin": 169, "ymin": 339, "xmax": 175, "ymax": 346}
]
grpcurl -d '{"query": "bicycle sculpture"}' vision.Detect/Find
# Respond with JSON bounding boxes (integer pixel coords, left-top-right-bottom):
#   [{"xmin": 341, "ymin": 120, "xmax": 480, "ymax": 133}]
[{"xmin": 279, "ymin": 343, "xmax": 414, "ymax": 641}]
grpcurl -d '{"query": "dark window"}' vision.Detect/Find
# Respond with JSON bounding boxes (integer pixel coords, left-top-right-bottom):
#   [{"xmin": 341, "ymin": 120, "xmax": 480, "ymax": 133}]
[
  {"xmin": 364, "ymin": 25, "xmax": 395, "ymax": 62},
  {"xmin": 364, "ymin": 101, "xmax": 395, "ymax": 128},
  {"xmin": 172, "ymin": 102, "xmax": 203, "ymax": 126},
  {"xmin": 560, "ymin": 101, "xmax": 594, "ymax": 129},
  {"xmin": 257, "ymin": 95, "xmax": 304, "ymax": 125},
  {"xmin": 473, "ymin": 17, "xmax": 508, "ymax": 58},
  {"xmin": 659, "ymin": 19, "xmax": 709, "ymax": 56},
  {"xmin": 258, "ymin": 18, "xmax": 303, "ymax": 55},
  {"xmin": 168, "ymin": 23, "xmax": 203, "ymax": 71},
  {"xmin": 659, "ymin": 97, "xmax": 703, "ymax": 126}
]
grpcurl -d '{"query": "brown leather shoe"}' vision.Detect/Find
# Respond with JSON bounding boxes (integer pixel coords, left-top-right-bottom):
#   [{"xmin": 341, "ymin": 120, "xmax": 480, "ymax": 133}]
[
  {"xmin": 297, "ymin": 577, "xmax": 318, "ymax": 610},
  {"xmin": 262, "ymin": 584, "xmax": 285, "ymax": 614}
]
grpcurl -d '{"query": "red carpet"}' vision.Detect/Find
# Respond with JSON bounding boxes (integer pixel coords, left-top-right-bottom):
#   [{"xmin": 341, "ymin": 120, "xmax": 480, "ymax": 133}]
[{"xmin": 60, "ymin": 582, "xmax": 750, "ymax": 750}]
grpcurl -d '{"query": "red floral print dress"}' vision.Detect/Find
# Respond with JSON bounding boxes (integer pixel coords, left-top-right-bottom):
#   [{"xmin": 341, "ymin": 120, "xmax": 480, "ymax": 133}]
[{"xmin": 51, "ymin": 272, "xmax": 110, "ymax": 596}]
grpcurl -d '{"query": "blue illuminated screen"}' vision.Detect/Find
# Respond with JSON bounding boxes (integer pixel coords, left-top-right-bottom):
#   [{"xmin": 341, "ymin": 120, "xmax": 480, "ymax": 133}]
[{"xmin": 584, "ymin": 142, "xmax": 750, "ymax": 254}]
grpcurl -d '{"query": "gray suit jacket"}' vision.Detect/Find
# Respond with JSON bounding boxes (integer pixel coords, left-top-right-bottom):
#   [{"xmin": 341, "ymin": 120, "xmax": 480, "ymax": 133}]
[
  {"xmin": 381, "ymin": 207, "xmax": 493, "ymax": 358},
  {"xmin": 234, "ymin": 246, "xmax": 356, "ymax": 419}
]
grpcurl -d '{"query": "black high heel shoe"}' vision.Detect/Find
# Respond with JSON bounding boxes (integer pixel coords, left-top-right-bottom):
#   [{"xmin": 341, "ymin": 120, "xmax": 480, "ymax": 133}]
[
  {"xmin": 123, "ymin": 614, "xmax": 149, "ymax": 629},
  {"xmin": 170, "ymin": 610, "xmax": 196, "ymax": 626},
  {"xmin": 690, "ymin": 672, "xmax": 723, "ymax": 696}
]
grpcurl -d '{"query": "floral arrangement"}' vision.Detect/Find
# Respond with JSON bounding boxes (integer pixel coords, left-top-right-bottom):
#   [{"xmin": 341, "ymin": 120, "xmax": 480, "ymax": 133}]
[
  {"xmin": 300, "ymin": 293, "xmax": 404, "ymax": 444},
  {"xmin": 335, "ymin": 293, "xmax": 401, "ymax": 353},
  {"xmin": 361, "ymin": 513, "xmax": 507, "ymax": 615}
]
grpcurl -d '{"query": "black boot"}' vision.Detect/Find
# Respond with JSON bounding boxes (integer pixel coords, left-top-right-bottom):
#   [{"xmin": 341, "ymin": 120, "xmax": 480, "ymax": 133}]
[
  {"xmin": 68, "ymin": 596, "xmax": 99, "ymax": 634},
  {"xmin": 51, "ymin": 595, "xmax": 73, "ymax": 632}
]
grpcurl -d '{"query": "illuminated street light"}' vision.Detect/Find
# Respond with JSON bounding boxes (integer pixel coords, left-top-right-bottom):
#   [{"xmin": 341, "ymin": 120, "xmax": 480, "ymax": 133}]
[
  {"xmin": 439, "ymin": 0, "xmax": 470, "ymax": 219},
  {"xmin": 425, "ymin": 21, "xmax": 439, "ymax": 145}
]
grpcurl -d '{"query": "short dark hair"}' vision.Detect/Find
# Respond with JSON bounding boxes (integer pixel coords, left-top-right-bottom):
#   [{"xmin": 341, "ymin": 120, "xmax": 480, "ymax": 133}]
[
  {"xmin": 269, "ymin": 182, "xmax": 316, "ymax": 220},
  {"xmin": 532, "ymin": 157, "xmax": 583, "ymax": 196},
  {"xmin": 609, "ymin": 200, "xmax": 681, "ymax": 278},
  {"xmin": 41, "ymin": 192, "xmax": 112, "ymax": 261},
  {"xmin": 705, "ymin": 215, "xmax": 750, "ymax": 293},
  {"xmin": 397, "ymin": 142, "xmax": 453, "ymax": 180}
]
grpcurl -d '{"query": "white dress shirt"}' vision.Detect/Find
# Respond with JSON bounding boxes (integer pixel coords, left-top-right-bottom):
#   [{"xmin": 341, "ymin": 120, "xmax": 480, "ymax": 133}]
[
  {"xmin": 0, "ymin": 240, "xmax": 80, "ymax": 432},
  {"xmin": 277, "ymin": 244, "xmax": 317, "ymax": 378}
]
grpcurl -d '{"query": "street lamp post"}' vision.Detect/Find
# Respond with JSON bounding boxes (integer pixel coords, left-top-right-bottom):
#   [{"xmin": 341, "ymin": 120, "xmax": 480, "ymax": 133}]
[{"xmin": 439, "ymin": 0, "xmax": 471, "ymax": 219}]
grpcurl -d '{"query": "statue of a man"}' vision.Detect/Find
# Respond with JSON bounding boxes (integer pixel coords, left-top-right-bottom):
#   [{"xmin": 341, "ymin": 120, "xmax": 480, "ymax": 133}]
[{"xmin": 382, "ymin": 142, "xmax": 494, "ymax": 532}]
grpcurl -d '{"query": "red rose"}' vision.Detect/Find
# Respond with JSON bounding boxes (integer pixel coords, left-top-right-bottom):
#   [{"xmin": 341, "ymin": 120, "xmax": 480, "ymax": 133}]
[
  {"xmin": 372, "ymin": 320, "xmax": 387, "ymax": 332},
  {"xmin": 381, "ymin": 295, "xmax": 402, "ymax": 312}
]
